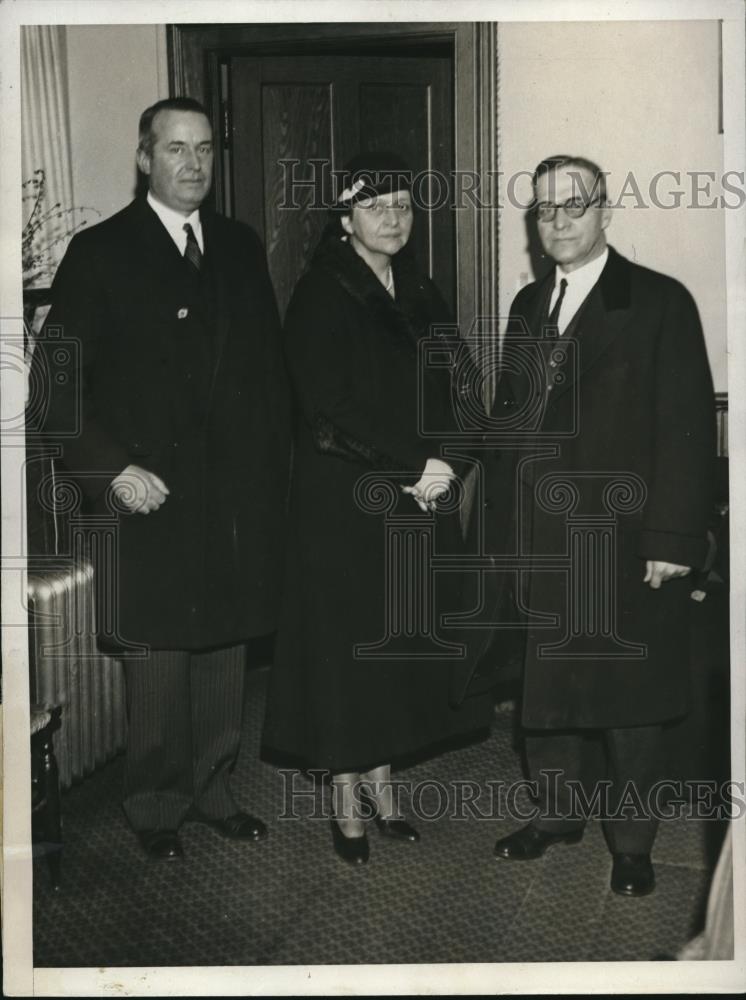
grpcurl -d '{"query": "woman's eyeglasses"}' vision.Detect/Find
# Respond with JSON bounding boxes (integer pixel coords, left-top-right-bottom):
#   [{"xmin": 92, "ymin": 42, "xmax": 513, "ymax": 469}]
[
  {"xmin": 359, "ymin": 200, "xmax": 412, "ymax": 216},
  {"xmin": 534, "ymin": 197, "xmax": 602, "ymax": 222}
]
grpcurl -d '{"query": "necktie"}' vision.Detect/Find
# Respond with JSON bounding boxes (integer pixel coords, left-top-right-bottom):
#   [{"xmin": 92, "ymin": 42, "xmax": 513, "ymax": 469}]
[
  {"xmin": 546, "ymin": 277, "xmax": 568, "ymax": 335},
  {"xmin": 183, "ymin": 222, "xmax": 202, "ymax": 274}
]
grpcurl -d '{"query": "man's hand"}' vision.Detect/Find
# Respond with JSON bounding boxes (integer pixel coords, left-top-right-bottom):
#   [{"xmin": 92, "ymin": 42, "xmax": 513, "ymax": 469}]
[
  {"xmin": 111, "ymin": 464, "xmax": 170, "ymax": 514},
  {"xmin": 402, "ymin": 458, "xmax": 455, "ymax": 512},
  {"xmin": 644, "ymin": 560, "xmax": 691, "ymax": 589}
]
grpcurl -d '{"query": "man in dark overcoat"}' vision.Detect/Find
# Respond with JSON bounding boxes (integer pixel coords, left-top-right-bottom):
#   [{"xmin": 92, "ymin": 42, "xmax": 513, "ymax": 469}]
[
  {"xmin": 479, "ymin": 155, "xmax": 715, "ymax": 895},
  {"xmin": 42, "ymin": 97, "xmax": 291, "ymax": 860}
]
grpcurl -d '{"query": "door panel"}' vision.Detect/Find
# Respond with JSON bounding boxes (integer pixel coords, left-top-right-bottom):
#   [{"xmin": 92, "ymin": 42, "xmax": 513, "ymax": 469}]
[
  {"xmin": 261, "ymin": 84, "xmax": 333, "ymax": 314},
  {"xmin": 359, "ymin": 83, "xmax": 431, "ymax": 276},
  {"xmin": 228, "ymin": 52, "xmax": 454, "ymax": 318}
]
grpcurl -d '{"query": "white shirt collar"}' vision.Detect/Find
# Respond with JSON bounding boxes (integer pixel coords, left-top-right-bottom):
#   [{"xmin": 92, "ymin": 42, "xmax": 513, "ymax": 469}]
[
  {"xmin": 146, "ymin": 191, "xmax": 203, "ymax": 254},
  {"xmin": 554, "ymin": 245, "xmax": 608, "ymax": 294},
  {"xmin": 549, "ymin": 245, "xmax": 609, "ymax": 335}
]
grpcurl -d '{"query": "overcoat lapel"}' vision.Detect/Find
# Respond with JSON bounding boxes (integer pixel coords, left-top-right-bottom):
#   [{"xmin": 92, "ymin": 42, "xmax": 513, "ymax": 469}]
[
  {"xmin": 544, "ymin": 246, "xmax": 634, "ymax": 408},
  {"xmin": 314, "ymin": 238, "xmax": 425, "ymax": 356},
  {"xmin": 200, "ymin": 210, "xmax": 231, "ymax": 405},
  {"xmin": 126, "ymin": 198, "xmax": 230, "ymax": 417},
  {"xmin": 127, "ymin": 198, "xmax": 193, "ymax": 295},
  {"xmin": 497, "ymin": 271, "xmax": 552, "ymax": 415}
]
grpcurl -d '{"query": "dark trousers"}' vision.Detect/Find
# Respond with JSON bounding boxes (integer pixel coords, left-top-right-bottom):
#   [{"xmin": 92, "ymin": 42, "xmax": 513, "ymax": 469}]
[
  {"xmin": 524, "ymin": 725, "xmax": 664, "ymax": 854},
  {"xmin": 122, "ymin": 644, "xmax": 246, "ymax": 831}
]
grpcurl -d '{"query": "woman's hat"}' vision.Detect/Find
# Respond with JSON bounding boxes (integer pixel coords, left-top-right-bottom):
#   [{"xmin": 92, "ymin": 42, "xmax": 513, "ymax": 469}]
[{"xmin": 336, "ymin": 151, "xmax": 413, "ymax": 208}]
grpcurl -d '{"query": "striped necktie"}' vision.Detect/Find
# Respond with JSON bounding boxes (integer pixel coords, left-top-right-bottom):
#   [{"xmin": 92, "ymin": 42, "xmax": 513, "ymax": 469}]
[{"xmin": 183, "ymin": 222, "xmax": 202, "ymax": 274}]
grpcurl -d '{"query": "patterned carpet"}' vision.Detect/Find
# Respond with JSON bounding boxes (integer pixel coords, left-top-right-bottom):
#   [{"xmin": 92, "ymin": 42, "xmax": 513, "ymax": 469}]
[{"xmin": 32, "ymin": 664, "xmax": 725, "ymax": 967}]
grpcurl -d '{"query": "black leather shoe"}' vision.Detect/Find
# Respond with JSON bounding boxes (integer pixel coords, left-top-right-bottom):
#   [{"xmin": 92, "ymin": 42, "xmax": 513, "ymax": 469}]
[
  {"xmin": 374, "ymin": 818, "xmax": 420, "ymax": 842},
  {"xmin": 494, "ymin": 824, "xmax": 584, "ymax": 861},
  {"xmin": 192, "ymin": 811, "xmax": 267, "ymax": 841},
  {"xmin": 359, "ymin": 789, "xmax": 420, "ymax": 842},
  {"xmin": 330, "ymin": 820, "xmax": 369, "ymax": 865},
  {"xmin": 137, "ymin": 829, "xmax": 183, "ymax": 862},
  {"xmin": 611, "ymin": 853, "xmax": 655, "ymax": 897}
]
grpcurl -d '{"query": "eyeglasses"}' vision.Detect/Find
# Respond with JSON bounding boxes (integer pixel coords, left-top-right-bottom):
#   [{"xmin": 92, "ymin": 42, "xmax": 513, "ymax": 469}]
[
  {"xmin": 534, "ymin": 197, "xmax": 602, "ymax": 222},
  {"xmin": 358, "ymin": 200, "xmax": 412, "ymax": 216}
]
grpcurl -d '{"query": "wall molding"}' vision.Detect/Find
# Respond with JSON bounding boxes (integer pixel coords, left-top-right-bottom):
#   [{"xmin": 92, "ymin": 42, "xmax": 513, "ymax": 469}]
[{"xmin": 154, "ymin": 24, "xmax": 170, "ymax": 101}]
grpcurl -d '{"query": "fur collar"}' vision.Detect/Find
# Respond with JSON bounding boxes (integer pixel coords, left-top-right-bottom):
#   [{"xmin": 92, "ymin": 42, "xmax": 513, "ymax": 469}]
[{"xmin": 310, "ymin": 236, "xmax": 438, "ymax": 354}]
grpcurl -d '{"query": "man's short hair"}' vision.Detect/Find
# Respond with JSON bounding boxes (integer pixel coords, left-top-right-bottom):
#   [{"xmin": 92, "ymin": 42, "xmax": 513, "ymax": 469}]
[
  {"xmin": 532, "ymin": 154, "xmax": 608, "ymax": 204},
  {"xmin": 138, "ymin": 97, "xmax": 211, "ymax": 155}
]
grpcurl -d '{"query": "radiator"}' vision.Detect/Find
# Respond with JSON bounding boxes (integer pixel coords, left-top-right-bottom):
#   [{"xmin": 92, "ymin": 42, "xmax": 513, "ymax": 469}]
[{"xmin": 27, "ymin": 559, "xmax": 127, "ymax": 789}]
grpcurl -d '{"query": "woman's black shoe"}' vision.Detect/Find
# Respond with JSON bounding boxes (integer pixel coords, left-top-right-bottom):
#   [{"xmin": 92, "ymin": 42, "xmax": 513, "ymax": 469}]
[
  {"xmin": 330, "ymin": 820, "xmax": 369, "ymax": 865},
  {"xmin": 359, "ymin": 788, "xmax": 420, "ymax": 842},
  {"xmin": 375, "ymin": 817, "xmax": 420, "ymax": 842}
]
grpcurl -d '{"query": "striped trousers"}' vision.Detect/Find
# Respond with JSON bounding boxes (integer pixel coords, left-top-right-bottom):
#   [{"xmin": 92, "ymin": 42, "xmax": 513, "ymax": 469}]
[{"xmin": 122, "ymin": 644, "xmax": 246, "ymax": 831}]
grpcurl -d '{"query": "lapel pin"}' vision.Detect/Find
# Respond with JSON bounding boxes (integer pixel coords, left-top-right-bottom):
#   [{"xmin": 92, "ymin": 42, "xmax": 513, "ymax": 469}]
[{"xmin": 177, "ymin": 307, "xmax": 189, "ymax": 319}]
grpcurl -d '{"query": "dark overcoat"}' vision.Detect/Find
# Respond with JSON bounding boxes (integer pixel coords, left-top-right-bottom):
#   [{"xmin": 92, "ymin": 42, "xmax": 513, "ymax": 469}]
[
  {"xmin": 262, "ymin": 237, "xmax": 492, "ymax": 772},
  {"xmin": 41, "ymin": 197, "xmax": 291, "ymax": 650},
  {"xmin": 468, "ymin": 246, "xmax": 716, "ymax": 729}
]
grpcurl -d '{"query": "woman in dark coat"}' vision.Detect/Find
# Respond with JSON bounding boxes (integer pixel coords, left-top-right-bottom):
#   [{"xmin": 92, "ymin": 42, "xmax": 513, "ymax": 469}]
[{"xmin": 263, "ymin": 153, "xmax": 492, "ymax": 864}]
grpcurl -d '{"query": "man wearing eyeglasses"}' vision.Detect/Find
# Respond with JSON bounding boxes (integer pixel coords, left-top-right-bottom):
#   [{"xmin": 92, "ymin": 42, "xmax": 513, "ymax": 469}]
[{"xmin": 479, "ymin": 155, "xmax": 715, "ymax": 896}]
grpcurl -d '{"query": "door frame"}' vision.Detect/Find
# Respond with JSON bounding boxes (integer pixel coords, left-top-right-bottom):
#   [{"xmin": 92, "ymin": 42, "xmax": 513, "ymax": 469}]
[{"xmin": 168, "ymin": 21, "xmax": 498, "ymax": 346}]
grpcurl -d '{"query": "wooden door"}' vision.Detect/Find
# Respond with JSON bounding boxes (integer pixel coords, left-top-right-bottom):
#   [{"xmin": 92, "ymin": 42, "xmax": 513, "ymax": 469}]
[{"xmin": 225, "ymin": 52, "xmax": 454, "ymax": 317}]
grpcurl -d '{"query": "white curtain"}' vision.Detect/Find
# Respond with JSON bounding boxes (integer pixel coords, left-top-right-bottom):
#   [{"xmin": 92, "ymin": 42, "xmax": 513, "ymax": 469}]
[
  {"xmin": 21, "ymin": 26, "xmax": 75, "ymax": 289},
  {"xmin": 677, "ymin": 825, "xmax": 734, "ymax": 960}
]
